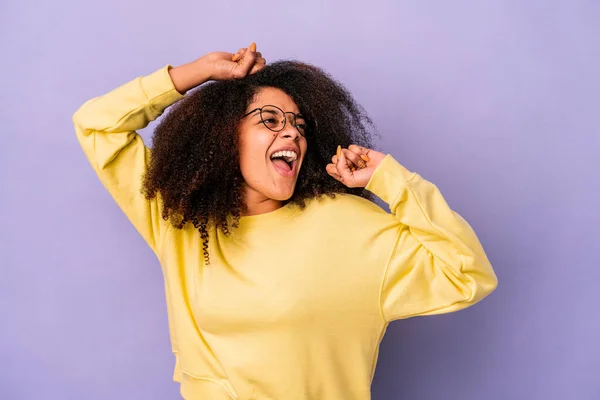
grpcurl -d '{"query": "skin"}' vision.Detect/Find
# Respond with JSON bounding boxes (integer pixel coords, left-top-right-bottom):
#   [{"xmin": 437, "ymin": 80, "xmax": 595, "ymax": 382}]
[
  {"xmin": 238, "ymin": 87, "xmax": 308, "ymax": 215},
  {"xmin": 168, "ymin": 43, "xmax": 387, "ymax": 216}
]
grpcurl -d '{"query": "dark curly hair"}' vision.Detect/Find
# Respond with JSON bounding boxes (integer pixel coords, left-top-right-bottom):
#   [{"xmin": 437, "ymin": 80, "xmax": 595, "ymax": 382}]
[{"xmin": 142, "ymin": 60, "xmax": 376, "ymax": 264}]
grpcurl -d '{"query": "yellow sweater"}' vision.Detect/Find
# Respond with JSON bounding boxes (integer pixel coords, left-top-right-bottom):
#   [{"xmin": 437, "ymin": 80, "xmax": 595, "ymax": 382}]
[{"xmin": 73, "ymin": 65, "xmax": 498, "ymax": 400}]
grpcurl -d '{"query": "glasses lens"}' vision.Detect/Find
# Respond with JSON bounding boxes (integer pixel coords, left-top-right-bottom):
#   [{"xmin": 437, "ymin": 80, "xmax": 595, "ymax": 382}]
[
  {"xmin": 261, "ymin": 106, "xmax": 285, "ymax": 131},
  {"xmin": 295, "ymin": 115, "xmax": 307, "ymax": 136}
]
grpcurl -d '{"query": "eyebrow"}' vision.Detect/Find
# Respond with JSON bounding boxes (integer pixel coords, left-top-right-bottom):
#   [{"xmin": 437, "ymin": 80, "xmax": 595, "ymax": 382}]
[{"xmin": 246, "ymin": 107, "xmax": 305, "ymax": 118}]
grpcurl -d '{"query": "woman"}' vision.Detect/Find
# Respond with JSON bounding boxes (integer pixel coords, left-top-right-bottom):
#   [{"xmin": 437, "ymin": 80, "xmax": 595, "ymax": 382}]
[{"xmin": 73, "ymin": 43, "xmax": 497, "ymax": 400}]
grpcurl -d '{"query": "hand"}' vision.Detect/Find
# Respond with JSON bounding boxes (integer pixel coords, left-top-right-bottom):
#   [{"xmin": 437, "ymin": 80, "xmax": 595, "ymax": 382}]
[
  {"xmin": 169, "ymin": 43, "xmax": 266, "ymax": 93},
  {"xmin": 326, "ymin": 145, "xmax": 387, "ymax": 188},
  {"xmin": 204, "ymin": 43, "xmax": 267, "ymax": 80}
]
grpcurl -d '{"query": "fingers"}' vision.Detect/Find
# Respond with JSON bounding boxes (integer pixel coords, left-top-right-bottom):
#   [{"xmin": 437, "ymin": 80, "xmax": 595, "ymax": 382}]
[
  {"xmin": 326, "ymin": 163, "xmax": 342, "ymax": 182},
  {"xmin": 231, "ymin": 48, "xmax": 245, "ymax": 62},
  {"xmin": 330, "ymin": 154, "xmax": 356, "ymax": 170},
  {"xmin": 249, "ymin": 55, "xmax": 266, "ymax": 75},
  {"xmin": 236, "ymin": 43, "xmax": 257, "ymax": 76},
  {"xmin": 232, "ymin": 49, "xmax": 263, "ymax": 62},
  {"xmin": 336, "ymin": 148, "xmax": 353, "ymax": 181},
  {"xmin": 341, "ymin": 148, "xmax": 366, "ymax": 169},
  {"xmin": 231, "ymin": 43, "xmax": 266, "ymax": 78},
  {"xmin": 348, "ymin": 144, "xmax": 371, "ymax": 167},
  {"xmin": 348, "ymin": 145, "xmax": 370, "ymax": 158},
  {"xmin": 330, "ymin": 148, "xmax": 368, "ymax": 171},
  {"xmin": 327, "ymin": 145, "xmax": 376, "ymax": 188}
]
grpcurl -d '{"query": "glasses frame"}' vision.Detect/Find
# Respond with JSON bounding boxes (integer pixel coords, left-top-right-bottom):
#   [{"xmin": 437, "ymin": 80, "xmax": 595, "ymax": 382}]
[{"xmin": 243, "ymin": 105, "xmax": 312, "ymax": 136}]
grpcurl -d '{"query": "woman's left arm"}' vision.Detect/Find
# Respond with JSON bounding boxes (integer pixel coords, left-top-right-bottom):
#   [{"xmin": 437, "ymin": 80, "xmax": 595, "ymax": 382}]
[{"xmin": 327, "ymin": 146, "xmax": 498, "ymax": 322}]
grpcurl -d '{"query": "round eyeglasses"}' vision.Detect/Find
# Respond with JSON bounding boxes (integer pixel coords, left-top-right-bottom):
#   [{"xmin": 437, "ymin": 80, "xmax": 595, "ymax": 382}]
[{"xmin": 243, "ymin": 105, "xmax": 309, "ymax": 137}]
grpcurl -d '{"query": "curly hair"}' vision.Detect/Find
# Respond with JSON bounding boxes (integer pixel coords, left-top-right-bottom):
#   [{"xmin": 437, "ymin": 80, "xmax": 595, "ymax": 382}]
[{"xmin": 142, "ymin": 60, "xmax": 376, "ymax": 264}]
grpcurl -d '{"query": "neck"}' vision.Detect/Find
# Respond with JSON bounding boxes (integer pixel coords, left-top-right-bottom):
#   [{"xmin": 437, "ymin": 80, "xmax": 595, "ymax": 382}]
[{"xmin": 242, "ymin": 186, "xmax": 283, "ymax": 216}]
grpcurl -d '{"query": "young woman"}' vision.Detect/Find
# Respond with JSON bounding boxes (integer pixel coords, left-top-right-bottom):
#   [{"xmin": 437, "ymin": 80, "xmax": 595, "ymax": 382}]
[{"xmin": 73, "ymin": 43, "xmax": 497, "ymax": 400}]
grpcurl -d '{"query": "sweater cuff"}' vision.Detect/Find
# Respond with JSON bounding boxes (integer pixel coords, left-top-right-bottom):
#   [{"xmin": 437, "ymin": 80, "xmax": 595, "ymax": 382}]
[
  {"xmin": 365, "ymin": 154, "xmax": 417, "ymax": 205},
  {"xmin": 140, "ymin": 65, "xmax": 185, "ymax": 114}
]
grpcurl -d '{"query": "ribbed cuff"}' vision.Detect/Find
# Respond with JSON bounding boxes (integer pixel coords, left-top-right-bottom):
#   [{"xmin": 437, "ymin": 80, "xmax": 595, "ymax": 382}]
[
  {"xmin": 365, "ymin": 154, "xmax": 417, "ymax": 205},
  {"xmin": 140, "ymin": 65, "xmax": 185, "ymax": 113}
]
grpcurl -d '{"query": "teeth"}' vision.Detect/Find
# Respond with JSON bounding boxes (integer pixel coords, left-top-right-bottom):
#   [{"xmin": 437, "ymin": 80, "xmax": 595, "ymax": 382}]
[{"xmin": 270, "ymin": 150, "xmax": 298, "ymax": 162}]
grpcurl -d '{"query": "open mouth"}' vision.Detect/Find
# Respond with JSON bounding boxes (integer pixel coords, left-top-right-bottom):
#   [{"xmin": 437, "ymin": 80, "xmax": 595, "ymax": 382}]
[{"xmin": 270, "ymin": 150, "xmax": 298, "ymax": 176}]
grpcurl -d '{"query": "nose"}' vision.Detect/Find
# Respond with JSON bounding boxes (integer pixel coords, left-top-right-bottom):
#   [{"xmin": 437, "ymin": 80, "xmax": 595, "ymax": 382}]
[{"xmin": 279, "ymin": 116, "xmax": 301, "ymax": 141}]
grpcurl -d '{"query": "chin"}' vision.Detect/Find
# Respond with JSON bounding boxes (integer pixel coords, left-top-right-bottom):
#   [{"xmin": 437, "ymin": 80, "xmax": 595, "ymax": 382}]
[
  {"xmin": 266, "ymin": 182, "xmax": 297, "ymax": 201},
  {"xmin": 270, "ymin": 190, "xmax": 295, "ymax": 202}
]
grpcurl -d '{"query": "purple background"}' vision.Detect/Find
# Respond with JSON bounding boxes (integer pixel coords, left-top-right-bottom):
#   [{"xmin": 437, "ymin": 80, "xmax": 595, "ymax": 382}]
[{"xmin": 2, "ymin": 1, "xmax": 599, "ymax": 399}]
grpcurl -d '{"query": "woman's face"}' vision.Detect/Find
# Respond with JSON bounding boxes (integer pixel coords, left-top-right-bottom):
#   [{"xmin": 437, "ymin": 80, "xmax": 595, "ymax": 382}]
[{"xmin": 238, "ymin": 87, "xmax": 308, "ymax": 209}]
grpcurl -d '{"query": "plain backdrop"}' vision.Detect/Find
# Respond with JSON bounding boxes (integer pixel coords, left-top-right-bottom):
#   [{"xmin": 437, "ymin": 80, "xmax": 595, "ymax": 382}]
[{"xmin": 1, "ymin": 1, "xmax": 599, "ymax": 399}]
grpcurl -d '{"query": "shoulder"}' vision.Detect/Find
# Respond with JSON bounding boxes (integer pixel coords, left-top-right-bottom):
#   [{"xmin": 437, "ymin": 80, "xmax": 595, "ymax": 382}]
[
  {"xmin": 302, "ymin": 193, "xmax": 393, "ymax": 222},
  {"xmin": 296, "ymin": 193, "xmax": 401, "ymax": 255}
]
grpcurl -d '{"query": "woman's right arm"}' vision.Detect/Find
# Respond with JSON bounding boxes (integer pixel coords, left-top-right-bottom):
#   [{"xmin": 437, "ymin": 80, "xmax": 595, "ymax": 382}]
[
  {"xmin": 73, "ymin": 65, "xmax": 185, "ymax": 256},
  {"xmin": 72, "ymin": 45, "xmax": 265, "ymax": 255}
]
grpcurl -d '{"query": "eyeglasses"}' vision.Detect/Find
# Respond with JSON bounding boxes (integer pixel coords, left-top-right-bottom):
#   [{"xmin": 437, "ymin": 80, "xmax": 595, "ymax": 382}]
[{"xmin": 243, "ymin": 105, "xmax": 309, "ymax": 137}]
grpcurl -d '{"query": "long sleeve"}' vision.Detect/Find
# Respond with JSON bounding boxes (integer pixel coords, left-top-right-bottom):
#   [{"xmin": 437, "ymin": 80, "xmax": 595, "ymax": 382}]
[
  {"xmin": 73, "ymin": 66, "xmax": 184, "ymax": 255},
  {"xmin": 365, "ymin": 155, "xmax": 498, "ymax": 322}
]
